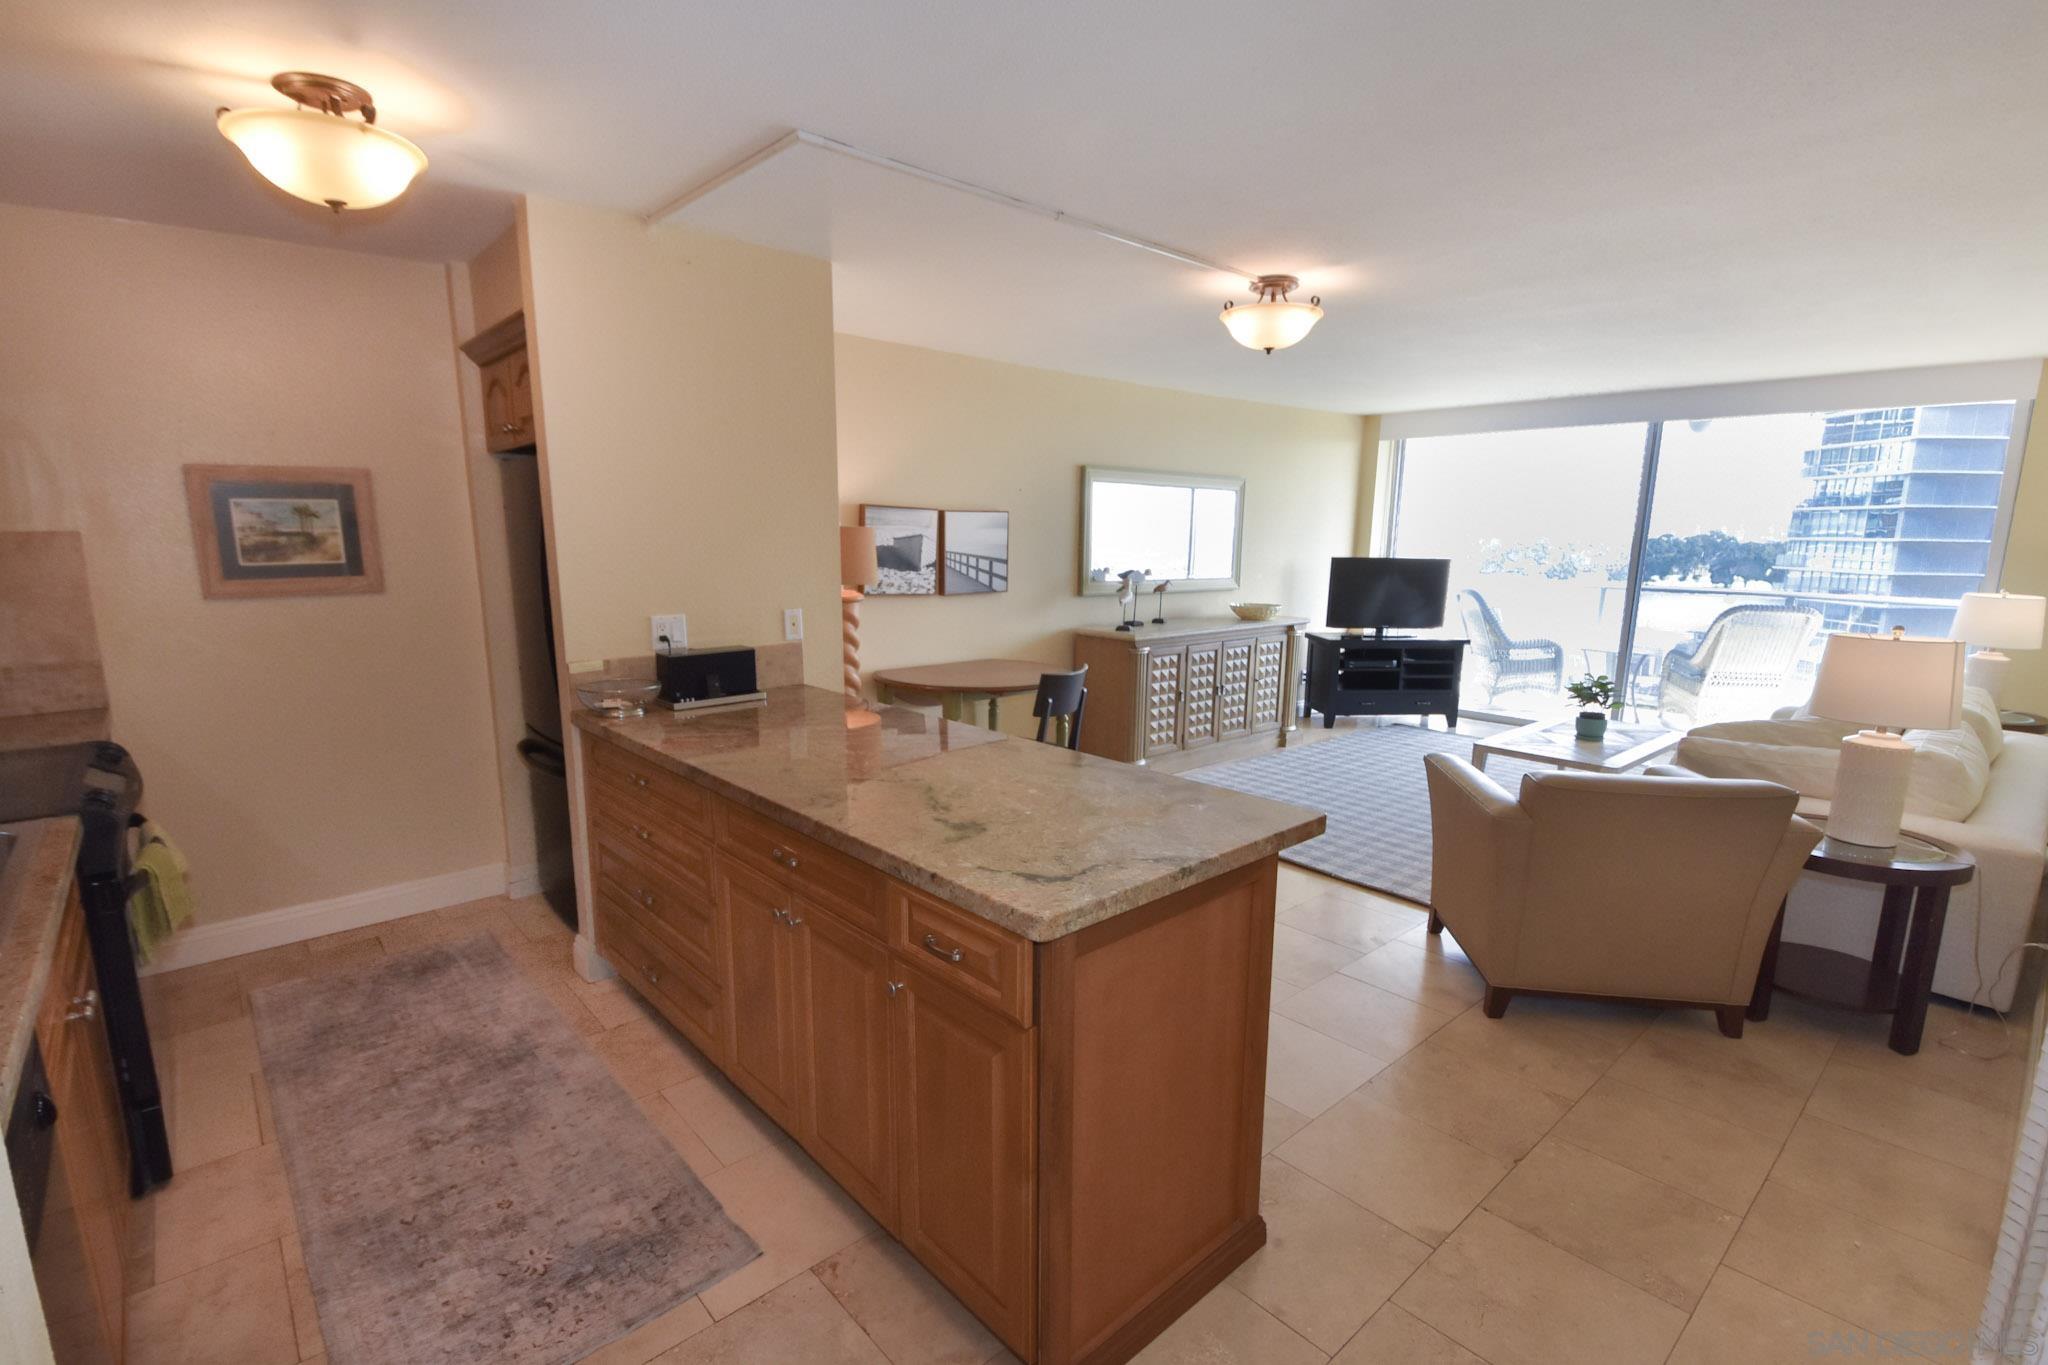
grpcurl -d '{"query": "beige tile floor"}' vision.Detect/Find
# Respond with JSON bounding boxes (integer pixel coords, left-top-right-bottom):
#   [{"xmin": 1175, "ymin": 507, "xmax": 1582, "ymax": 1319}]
[{"xmin": 126, "ymin": 863, "xmax": 2028, "ymax": 1364}]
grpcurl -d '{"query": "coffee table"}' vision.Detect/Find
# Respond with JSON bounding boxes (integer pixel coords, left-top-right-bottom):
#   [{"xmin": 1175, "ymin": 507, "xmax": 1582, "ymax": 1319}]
[
  {"xmin": 1747, "ymin": 827, "xmax": 1974, "ymax": 1055},
  {"xmin": 1470, "ymin": 717, "xmax": 1681, "ymax": 774}
]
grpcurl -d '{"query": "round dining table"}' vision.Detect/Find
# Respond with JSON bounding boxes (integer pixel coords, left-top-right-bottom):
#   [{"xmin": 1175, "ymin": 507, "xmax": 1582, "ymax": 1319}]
[{"xmin": 873, "ymin": 659, "xmax": 1049, "ymax": 730}]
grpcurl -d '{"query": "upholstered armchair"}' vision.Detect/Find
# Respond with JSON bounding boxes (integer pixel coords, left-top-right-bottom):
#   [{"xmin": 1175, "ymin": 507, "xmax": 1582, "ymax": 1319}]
[
  {"xmin": 1422, "ymin": 753, "xmax": 1820, "ymax": 1036},
  {"xmin": 1457, "ymin": 589, "xmax": 1565, "ymax": 707}
]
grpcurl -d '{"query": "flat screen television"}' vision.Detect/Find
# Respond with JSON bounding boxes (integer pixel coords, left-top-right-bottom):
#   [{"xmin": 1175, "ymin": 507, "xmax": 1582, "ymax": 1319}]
[{"xmin": 1327, "ymin": 557, "xmax": 1450, "ymax": 638}]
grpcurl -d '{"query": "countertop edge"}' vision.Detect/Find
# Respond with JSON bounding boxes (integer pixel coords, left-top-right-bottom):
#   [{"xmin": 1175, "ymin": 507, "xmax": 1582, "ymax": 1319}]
[
  {"xmin": 0, "ymin": 817, "xmax": 82, "ymax": 1112},
  {"xmin": 572, "ymin": 708, "xmax": 1326, "ymax": 941}
]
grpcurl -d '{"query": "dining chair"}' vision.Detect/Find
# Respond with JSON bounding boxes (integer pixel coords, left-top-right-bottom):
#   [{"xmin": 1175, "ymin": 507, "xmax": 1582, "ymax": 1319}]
[{"xmin": 1032, "ymin": 667, "xmax": 1088, "ymax": 749}]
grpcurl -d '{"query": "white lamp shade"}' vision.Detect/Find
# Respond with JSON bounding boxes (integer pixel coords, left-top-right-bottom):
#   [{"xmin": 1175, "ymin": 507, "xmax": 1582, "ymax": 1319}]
[
  {"xmin": 1808, "ymin": 632, "xmax": 1964, "ymax": 732},
  {"xmin": 217, "ymin": 107, "xmax": 427, "ymax": 210},
  {"xmin": 1219, "ymin": 299, "xmax": 1322, "ymax": 352},
  {"xmin": 1951, "ymin": 591, "xmax": 2046, "ymax": 652}
]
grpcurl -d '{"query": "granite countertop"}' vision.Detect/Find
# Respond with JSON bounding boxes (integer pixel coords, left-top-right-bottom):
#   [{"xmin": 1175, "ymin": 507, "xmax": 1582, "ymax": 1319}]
[
  {"xmin": 0, "ymin": 817, "xmax": 81, "ymax": 1111},
  {"xmin": 572, "ymin": 685, "xmax": 1324, "ymax": 941}
]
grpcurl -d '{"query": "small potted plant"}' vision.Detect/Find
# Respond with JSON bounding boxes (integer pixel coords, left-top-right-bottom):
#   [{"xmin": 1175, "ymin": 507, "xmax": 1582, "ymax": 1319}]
[{"xmin": 1566, "ymin": 674, "xmax": 1617, "ymax": 740}]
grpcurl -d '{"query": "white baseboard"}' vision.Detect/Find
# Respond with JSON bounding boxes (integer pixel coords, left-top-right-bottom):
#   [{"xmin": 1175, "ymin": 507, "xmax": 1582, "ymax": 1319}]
[
  {"xmin": 504, "ymin": 862, "xmax": 544, "ymax": 898},
  {"xmin": 139, "ymin": 862, "xmax": 510, "ymax": 975}
]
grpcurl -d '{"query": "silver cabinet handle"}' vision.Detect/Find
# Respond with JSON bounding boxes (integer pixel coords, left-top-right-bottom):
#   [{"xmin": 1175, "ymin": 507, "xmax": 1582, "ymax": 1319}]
[
  {"xmin": 768, "ymin": 845, "xmax": 801, "ymax": 871},
  {"xmin": 921, "ymin": 933, "xmax": 964, "ymax": 964},
  {"xmin": 631, "ymin": 825, "xmax": 652, "ymax": 842},
  {"xmin": 885, "ymin": 980, "xmax": 904, "ymax": 998},
  {"xmin": 500, "ymin": 422, "xmax": 521, "ymax": 433},
  {"xmin": 645, "ymin": 963, "xmax": 660, "ymax": 985},
  {"xmin": 771, "ymin": 907, "xmax": 790, "ymax": 924},
  {"xmin": 632, "ymin": 774, "xmax": 649, "ymax": 789},
  {"xmin": 66, "ymin": 989, "xmax": 98, "ymax": 1022},
  {"xmin": 785, "ymin": 913, "xmax": 804, "ymax": 929},
  {"xmin": 636, "ymin": 888, "xmax": 655, "ymax": 908}
]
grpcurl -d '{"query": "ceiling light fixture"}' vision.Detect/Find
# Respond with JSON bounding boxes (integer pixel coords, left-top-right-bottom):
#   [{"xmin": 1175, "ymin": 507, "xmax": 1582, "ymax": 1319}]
[
  {"xmin": 217, "ymin": 72, "xmax": 427, "ymax": 212},
  {"xmin": 1220, "ymin": 275, "xmax": 1323, "ymax": 354}
]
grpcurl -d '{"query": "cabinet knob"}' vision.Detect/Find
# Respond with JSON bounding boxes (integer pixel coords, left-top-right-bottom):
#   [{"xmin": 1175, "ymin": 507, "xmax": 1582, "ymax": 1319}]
[
  {"xmin": 646, "ymin": 963, "xmax": 660, "ymax": 985},
  {"xmin": 500, "ymin": 422, "xmax": 521, "ymax": 434},
  {"xmin": 921, "ymin": 933, "xmax": 965, "ymax": 964},
  {"xmin": 66, "ymin": 989, "xmax": 98, "ymax": 1022},
  {"xmin": 637, "ymin": 888, "xmax": 655, "ymax": 908},
  {"xmin": 771, "ymin": 907, "xmax": 789, "ymax": 924},
  {"xmin": 785, "ymin": 913, "xmax": 804, "ymax": 930},
  {"xmin": 633, "ymin": 774, "xmax": 648, "ymax": 789},
  {"xmin": 885, "ymin": 980, "xmax": 904, "ymax": 999},
  {"xmin": 632, "ymin": 825, "xmax": 652, "ymax": 842}
]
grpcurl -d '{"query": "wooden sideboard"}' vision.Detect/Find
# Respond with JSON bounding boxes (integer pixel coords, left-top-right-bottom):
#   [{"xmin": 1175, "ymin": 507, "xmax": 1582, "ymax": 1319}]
[{"xmin": 1072, "ymin": 617, "xmax": 1306, "ymax": 765}]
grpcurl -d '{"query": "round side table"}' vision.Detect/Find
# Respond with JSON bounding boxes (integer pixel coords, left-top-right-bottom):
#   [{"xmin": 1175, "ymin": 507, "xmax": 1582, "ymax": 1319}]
[
  {"xmin": 2000, "ymin": 710, "xmax": 2047, "ymax": 735},
  {"xmin": 1747, "ymin": 828, "xmax": 1974, "ymax": 1056}
]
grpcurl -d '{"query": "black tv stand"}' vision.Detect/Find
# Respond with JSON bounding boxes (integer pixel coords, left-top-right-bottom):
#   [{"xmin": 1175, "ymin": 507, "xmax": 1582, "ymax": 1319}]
[{"xmin": 1305, "ymin": 632, "xmax": 1467, "ymax": 728}]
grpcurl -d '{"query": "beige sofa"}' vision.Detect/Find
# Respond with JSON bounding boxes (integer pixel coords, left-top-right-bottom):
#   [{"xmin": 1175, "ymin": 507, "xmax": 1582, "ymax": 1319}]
[{"xmin": 1674, "ymin": 688, "xmax": 2048, "ymax": 1011}]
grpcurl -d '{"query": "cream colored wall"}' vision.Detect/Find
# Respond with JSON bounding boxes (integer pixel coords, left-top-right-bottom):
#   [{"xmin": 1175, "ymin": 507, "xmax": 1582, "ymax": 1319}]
[
  {"xmin": 0, "ymin": 201, "xmax": 506, "ymax": 924},
  {"xmin": 834, "ymin": 335, "xmax": 1365, "ymax": 737},
  {"xmin": 1998, "ymin": 361, "xmax": 2048, "ymax": 713},
  {"xmin": 519, "ymin": 198, "xmax": 841, "ymax": 687}
]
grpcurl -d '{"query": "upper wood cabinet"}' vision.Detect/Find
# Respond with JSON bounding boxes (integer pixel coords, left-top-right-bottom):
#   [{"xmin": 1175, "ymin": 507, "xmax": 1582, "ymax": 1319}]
[{"xmin": 459, "ymin": 312, "xmax": 536, "ymax": 454}]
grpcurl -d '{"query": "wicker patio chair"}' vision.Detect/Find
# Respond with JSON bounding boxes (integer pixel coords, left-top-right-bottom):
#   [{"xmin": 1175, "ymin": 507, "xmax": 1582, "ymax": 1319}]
[
  {"xmin": 1657, "ymin": 603, "xmax": 1820, "ymax": 729},
  {"xmin": 1457, "ymin": 589, "xmax": 1565, "ymax": 707}
]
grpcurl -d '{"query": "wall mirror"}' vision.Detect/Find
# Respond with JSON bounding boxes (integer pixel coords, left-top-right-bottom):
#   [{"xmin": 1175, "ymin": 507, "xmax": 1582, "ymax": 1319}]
[{"xmin": 1079, "ymin": 466, "xmax": 1245, "ymax": 595}]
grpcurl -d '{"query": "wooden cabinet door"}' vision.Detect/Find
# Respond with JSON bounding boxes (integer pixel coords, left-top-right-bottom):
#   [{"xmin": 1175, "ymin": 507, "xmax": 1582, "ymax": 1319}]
[
  {"xmin": 481, "ymin": 356, "xmax": 518, "ymax": 452},
  {"xmin": 1250, "ymin": 633, "xmax": 1287, "ymax": 732},
  {"xmin": 509, "ymin": 351, "xmax": 534, "ymax": 439},
  {"xmin": 720, "ymin": 861, "xmax": 802, "ymax": 1130},
  {"xmin": 1180, "ymin": 642, "xmax": 1220, "ymax": 749},
  {"xmin": 1217, "ymin": 636, "xmax": 1255, "ymax": 738},
  {"xmin": 796, "ymin": 910, "xmax": 896, "ymax": 1224},
  {"xmin": 1142, "ymin": 647, "xmax": 1185, "ymax": 757},
  {"xmin": 893, "ymin": 966, "xmax": 1035, "ymax": 1357}
]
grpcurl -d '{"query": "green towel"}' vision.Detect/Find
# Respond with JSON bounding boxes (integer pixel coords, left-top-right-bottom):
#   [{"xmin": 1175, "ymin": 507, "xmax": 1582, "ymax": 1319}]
[{"xmin": 128, "ymin": 820, "xmax": 193, "ymax": 966}]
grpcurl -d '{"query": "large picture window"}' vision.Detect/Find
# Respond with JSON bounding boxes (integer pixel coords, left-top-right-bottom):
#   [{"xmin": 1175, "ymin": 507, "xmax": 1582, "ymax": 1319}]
[{"xmin": 1389, "ymin": 400, "xmax": 2028, "ymax": 727}]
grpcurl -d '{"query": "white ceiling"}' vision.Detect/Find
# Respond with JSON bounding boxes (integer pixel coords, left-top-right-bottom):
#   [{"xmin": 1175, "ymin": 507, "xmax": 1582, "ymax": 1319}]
[{"xmin": 4, "ymin": 1, "xmax": 2046, "ymax": 414}]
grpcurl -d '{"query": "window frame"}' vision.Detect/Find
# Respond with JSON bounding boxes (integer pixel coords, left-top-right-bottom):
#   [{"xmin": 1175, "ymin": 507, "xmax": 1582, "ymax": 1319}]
[{"xmin": 1077, "ymin": 465, "xmax": 1246, "ymax": 595}]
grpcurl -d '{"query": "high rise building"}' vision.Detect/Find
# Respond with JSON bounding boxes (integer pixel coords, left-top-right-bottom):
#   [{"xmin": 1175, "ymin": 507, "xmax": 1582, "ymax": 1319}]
[{"xmin": 1778, "ymin": 402, "xmax": 2017, "ymax": 637}]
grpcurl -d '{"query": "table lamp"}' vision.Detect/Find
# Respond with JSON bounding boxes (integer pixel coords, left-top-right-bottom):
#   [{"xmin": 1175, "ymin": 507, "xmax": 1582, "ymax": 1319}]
[
  {"xmin": 1949, "ymin": 590, "xmax": 2045, "ymax": 704},
  {"xmin": 840, "ymin": 526, "xmax": 879, "ymax": 702},
  {"xmin": 1807, "ymin": 629, "xmax": 1964, "ymax": 848}
]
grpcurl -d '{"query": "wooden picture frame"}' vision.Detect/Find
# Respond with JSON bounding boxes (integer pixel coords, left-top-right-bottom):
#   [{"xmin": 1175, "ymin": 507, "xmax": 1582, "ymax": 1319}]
[
  {"xmin": 940, "ymin": 509, "xmax": 1010, "ymax": 595},
  {"xmin": 859, "ymin": 504, "xmax": 941, "ymax": 596},
  {"xmin": 183, "ymin": 464, "xmax": 384, "ymax": 599}
]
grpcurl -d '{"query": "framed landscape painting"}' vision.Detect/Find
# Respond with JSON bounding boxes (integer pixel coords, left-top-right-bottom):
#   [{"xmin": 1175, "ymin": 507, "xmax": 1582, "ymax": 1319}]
[
  {"xmin": 859, "ymin": 504, "xmax": 940, "ymax": 596},
  {"xmin": 941, "ymin": 510, "xmax": 1009, "ymax": 594},
  {"xmin": 183, "ymin": 464, "xmax": 384, "ymax": 599}
]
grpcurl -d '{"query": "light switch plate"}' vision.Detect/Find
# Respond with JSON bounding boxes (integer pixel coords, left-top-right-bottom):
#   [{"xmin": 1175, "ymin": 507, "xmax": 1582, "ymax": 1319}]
[
  {"xmin": 782, "ymin": 608, "xmax": 804, "ymax": 642},
  {"xmin": 650, "ymin": 613, "xmax": 688, "ymax": 654}
]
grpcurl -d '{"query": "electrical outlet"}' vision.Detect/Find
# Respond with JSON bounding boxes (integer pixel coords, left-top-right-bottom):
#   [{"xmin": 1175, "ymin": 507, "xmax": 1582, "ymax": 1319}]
[
  {"xmin": 650, "ymin": 613, "xmax": 688, "ymax": 654},
  {"xmin": 782, "ymin": 608, "xmax": 804, "ymax": 642}
]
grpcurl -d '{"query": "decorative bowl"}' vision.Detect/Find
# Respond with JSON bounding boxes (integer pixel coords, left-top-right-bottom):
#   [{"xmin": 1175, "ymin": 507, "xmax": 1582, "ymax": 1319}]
[
  {"xmin": 1229, "ymin": 602, "xmax": 1281, "ymax": 621},
  {"xmin": 574, "ymin": 677, "xmax": 660, "ymax": 717}
]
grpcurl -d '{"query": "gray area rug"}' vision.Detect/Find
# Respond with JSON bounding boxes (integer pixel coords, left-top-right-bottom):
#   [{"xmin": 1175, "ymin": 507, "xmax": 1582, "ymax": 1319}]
[
  {"xmin": 251, "ymin": 933, "xmax": 757, "ymax": 1365},
  {"xmin": 1185, "ymin": 724, "xmax": 1551, "ymax": 904}
]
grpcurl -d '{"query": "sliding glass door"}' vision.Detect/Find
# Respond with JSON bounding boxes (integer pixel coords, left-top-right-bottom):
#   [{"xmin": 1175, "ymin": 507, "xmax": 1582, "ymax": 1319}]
[
  {"xmin": 1389, "ymin": 423, "xmax": 1649, "ymax": 718},
  {"xmin": 1390, "ymin": 400, "xmax": 2026, "ymax": 728}
]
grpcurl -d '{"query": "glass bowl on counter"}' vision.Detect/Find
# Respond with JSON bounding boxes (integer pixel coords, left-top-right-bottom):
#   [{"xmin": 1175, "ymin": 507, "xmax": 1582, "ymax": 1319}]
[{"xmin": 574, "ymin": 677, "xmax": 660, "ymax": 718}]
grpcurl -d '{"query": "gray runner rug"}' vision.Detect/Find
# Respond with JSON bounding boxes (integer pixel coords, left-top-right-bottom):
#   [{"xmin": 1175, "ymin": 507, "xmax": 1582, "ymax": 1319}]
[
  {"xmin": 1184, "ymin": 723, "xmax": 1550, "ymax": 904},
  {"xmin": 251, "ymin": 932, "xmax": 757, "ymax": 1364}
]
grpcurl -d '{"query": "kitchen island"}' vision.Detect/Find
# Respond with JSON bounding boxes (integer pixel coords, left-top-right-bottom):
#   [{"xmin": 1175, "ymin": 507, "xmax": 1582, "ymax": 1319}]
[{"xmin": 569, "ymin": 685, "xmax": 1322, "ymax": 1365}]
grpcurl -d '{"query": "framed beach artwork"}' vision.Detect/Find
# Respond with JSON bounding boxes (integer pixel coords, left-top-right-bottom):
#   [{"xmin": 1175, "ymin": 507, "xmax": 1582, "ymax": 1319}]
[
  {"xmin": 183, "ymin": 464, "xmax": 384, "ymax": 599},
  {"xmin": 940, "ymin": 510, "xmax": 1010, "ymax": 595},
  {"xmin": 859, "ymin": 504, "xmax": 940, "ymax": 596}
]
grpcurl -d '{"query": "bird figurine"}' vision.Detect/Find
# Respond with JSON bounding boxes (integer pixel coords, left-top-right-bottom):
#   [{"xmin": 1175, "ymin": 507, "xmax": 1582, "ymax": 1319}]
[
  {"xmin": 1115, "ymin": 570, "xmax": 1145, "ymax": 631},
  {"xmin": 1151, "ymin": 580, "xmax": 1172, "ymax": 625}
]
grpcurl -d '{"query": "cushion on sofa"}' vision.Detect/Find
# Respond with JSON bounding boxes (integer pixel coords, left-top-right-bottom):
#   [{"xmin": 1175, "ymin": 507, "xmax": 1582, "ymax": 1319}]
[
  {"xmin": 1960, "ymin": 685, "xmax": 2005, "ymax": 763},
  {"xmin": 1680, "ymin": 715, "xmax": 1992, "ymax": 821}
]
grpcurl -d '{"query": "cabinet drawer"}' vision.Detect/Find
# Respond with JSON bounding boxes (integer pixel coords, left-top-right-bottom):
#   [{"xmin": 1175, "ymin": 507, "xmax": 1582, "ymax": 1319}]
[
  {"xmin": 592, "ymin": 801, "xmax": 714, "ymax": 890},
  {"xmin": 891, "ymin": 885, "xmax": 1033, "ymax": 1026},
  {"xmin": 589, "ymin": 742, "xmax": 712, "ymax": 837},
  {"xmin": 598, "ymin": 897, "xmax": 723, "ymax": 1060},
  {"xmin": 717, "ymin": 800, "xmax": 885, "ymax": 938},
  {"xmin": 592, "ymin": 834, "xmax": 718, "ymax": 978}
]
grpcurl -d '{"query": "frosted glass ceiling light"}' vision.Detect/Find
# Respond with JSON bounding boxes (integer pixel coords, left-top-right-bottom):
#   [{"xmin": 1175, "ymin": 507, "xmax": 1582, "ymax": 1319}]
[
  {"xmin": 217, "ymin": 72, "xmax": 427, "ymax": 212},
  {"xmin": 1219, "ymin": 275, "xmax": 1323, "ymax": 354}
]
